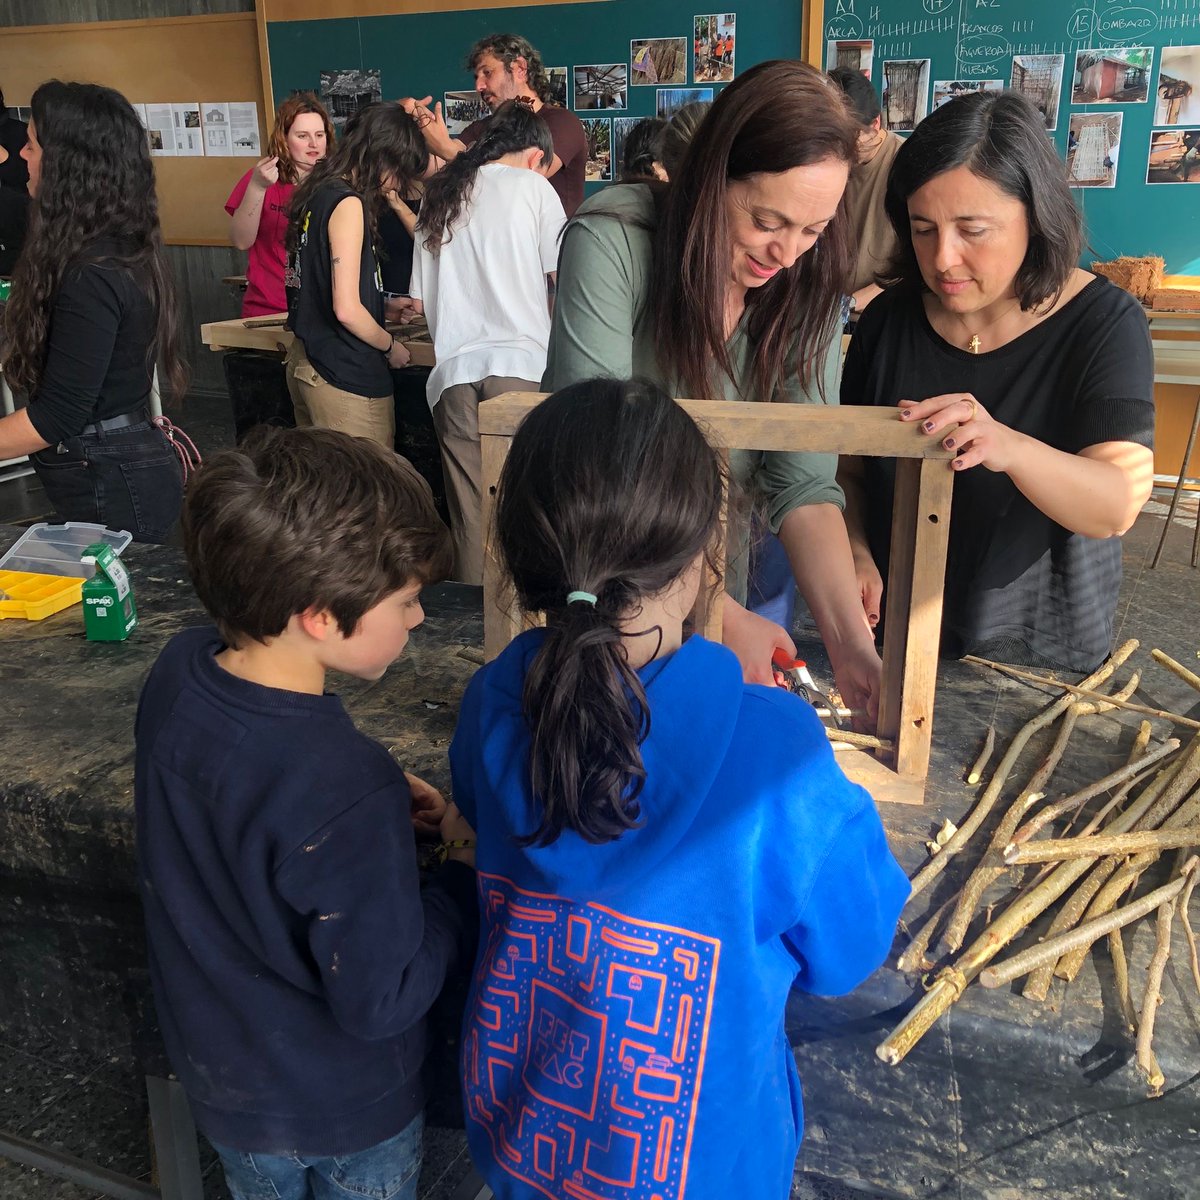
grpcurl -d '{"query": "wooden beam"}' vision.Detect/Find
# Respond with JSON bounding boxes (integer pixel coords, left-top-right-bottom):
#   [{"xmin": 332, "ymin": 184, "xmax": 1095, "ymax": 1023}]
[
  {"xmin": 479, "ymin": 393, "xmax": 957, "ymax": 460},
  {"xmin": 264, "ymin": 0, "xmax": 607, "ymax": 21}
]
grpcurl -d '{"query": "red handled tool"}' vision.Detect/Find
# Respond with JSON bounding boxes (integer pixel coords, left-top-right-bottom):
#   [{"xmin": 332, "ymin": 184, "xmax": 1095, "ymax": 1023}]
[{"xmin": 771, "ymin": 648, "xmax": 843, "ymax": 729}]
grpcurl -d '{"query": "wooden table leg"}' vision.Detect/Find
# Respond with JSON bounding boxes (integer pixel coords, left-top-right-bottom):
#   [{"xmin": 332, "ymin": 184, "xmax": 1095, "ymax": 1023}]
[
  {"xmin": 1151, "ymin": 390, "xmax": 1200, "ymax": 570},
  {"xmin": 481, "ymin": 433, "xmax": 522, "ymax": 660},
  {"xmin": 877, "ymin": 457, "xmax": 953, "ymax": 783}
]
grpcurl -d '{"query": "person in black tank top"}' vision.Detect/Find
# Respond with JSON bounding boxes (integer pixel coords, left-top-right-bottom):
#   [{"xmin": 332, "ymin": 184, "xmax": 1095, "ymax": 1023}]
[
  {"xmin": 0, "ymin": 81, "xmax": 187, "ymax": 543},
  {"xmin": 840, "ymin": 91, "xmax": 1154, "ymax": 672},
  {"xmin": 284, "ymin": 104, "xmax": 429, "ymax": 449}
]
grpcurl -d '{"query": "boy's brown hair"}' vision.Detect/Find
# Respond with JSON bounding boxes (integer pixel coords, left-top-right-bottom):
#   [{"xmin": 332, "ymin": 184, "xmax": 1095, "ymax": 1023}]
[{"xmin": 182, "ymin": 428, "xmax": 452, "ymax": 648}]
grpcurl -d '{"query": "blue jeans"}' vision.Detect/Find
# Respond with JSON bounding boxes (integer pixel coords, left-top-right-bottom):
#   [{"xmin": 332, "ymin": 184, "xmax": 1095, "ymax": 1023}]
[
  {"xmin": 211, "ymin": 1113, "xmax": 423, "ymax": 1200},
  {"xmin": 747, "ymin": 526, "xmax": 797, "ymax": 632}
]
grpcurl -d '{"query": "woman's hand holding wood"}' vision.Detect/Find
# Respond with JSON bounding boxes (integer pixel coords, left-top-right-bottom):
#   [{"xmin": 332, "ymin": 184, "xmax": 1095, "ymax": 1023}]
[{"xmin": 899, "ymin": 394, "xmax": 1019, "ymax": 473}]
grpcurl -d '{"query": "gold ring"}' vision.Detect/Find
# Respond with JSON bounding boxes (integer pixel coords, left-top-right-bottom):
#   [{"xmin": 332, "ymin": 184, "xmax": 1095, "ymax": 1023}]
[{"xmin": 964, "ymin": 398, "xmax": 977, "ymax": 422}]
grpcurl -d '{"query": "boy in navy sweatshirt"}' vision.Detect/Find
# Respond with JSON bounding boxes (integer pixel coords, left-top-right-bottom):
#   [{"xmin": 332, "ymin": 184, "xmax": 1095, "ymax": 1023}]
[{"xmin": 134, "ymin": 427, "xmax": 476, "ymax": 1200}]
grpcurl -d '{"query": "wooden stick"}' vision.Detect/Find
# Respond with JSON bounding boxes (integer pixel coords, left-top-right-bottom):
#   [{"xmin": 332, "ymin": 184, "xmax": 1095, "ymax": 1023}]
[
  {"xmin": 242, "ymin": 316, "xmax": 287, "ymax": 329},
  {"xmin": 962, "ymin": 655, "xmax": 1200, "ymax": 729},
  {"xmin": 1109, "ymin": 928, "xmax": 1139, "ymax": 1033},
  {"xmin": 877, "ymin": 750, "xmax": 1165, "ymax": 1063},
  {"xmin": 1151, "ymin": 648, "xmax": 1200, "ymax": 694},
  {"xmin": 1003, "ymin": 825, "xmax": 1200, "ymax": 865},
  {"xmin": 979, "ymin": 871, "xmax": 1193, "ymax": 988},
  {"xmin": 1022, "ymin": 758, "xmax": 1187, "ymax": 1000},
  {"xmin": 827, "ymin": 729, "xmax": 894, "ymax": 751},
  {"xmin": 896, "ymin": 894, "xmax": 958, "ymax": 975},
  {"xmin": 1137, "ymin": 886, "xmax": 1185, "ymax": 1096},
  {"xmin": 941, "ymin": 704, "xmax": 1081, "ymax": 953},
  {"xmin": 1009, "ymin": 739, "xmax": 1179, "ymax": 848},
  {"xmin": 967, "ymin": 725, "xmax": 996, "ymax": 785},
  {"xmin": 1179, "ymin": 865, "xmax": 1200, "ymax": 1000},
  {"xmin": 1129, "ymin": 721, "xmax": 1153, "ymax": 764},
  {"xmin": 908, "ymin": 641, "xmax": 1137, "ymax": 899},
  {"xmin": 1055, "ymin": 779, "xmax": 1200, "ymax": 982}
]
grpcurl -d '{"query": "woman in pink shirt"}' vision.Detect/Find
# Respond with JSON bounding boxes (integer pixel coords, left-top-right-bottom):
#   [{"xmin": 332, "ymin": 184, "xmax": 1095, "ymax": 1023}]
[{"xmin": 223, "ymin": 95, "xmax": 334, "ymax": 439}]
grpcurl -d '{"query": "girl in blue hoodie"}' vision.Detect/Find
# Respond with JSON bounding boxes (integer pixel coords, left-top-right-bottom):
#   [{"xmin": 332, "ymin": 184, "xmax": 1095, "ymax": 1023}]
[{"xmin": 449, "ymin": 379, "xmax": 909, "ymax": 1198}]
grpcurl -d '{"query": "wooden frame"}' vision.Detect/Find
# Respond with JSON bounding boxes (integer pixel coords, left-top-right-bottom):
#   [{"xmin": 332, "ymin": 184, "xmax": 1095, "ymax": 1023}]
[
  {"xmin": 200, "ymin": 313, "xmax": 436, "ymax": 367},
  {"xmin": 479, "ymin": 394, "xmax": 955, "ymax": 805}
]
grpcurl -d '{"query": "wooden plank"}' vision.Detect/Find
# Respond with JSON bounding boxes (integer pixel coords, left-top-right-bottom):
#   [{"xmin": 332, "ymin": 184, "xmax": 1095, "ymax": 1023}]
[
  {"xmin": 892, "ymin": 457, "xmax": 954, "ymax": 780},
  {"xmin": 481, "ymin": 433, "xmax": 521, "ymax": 661},
  {"xmin": 840, "ymin": 747, "xmax": 926, "ymax": 808},
  {"xmin": 876, "ymin": 458, "xmax": 919, "ymax": 758},
  {"xmin": 200, "ymin": 314, "xmax": 436, "ymax": 366},
  {"xmin": 479, "ymin": 393, "xmax": 956, "ymax": 459}
]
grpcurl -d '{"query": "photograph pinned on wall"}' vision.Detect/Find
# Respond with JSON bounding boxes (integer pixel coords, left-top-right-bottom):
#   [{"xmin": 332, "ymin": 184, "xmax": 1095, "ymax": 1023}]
[
  {"xmin": 827, "ymin": 38, "xmax": 873, "ymax": 79},
  {"xmin": 580, "ymin": 116, "xmax": 612, "ymax": 182},
  {"xmin": 631, "ymin": 37, "xmax": 689, "ymax": 87},
  {"xmin": 694, "ymin": 14, "xmax": 736, "ymax": 84},
  {"xmin": 1010, "ymin": 54, "xmax": 1064, "ymax": 130},
  {"xmin": 172, "ymin": 103, "xmax": 204, "ymax": 156},
  {"xmin": 881, "ymin": 59, "xmax": 930, "ymax": 133},
  {"xmin": 1071, "ymin": 47, "xmax": 1153, "ymax": 105},
  {"xmin": 201, "ymin": 103, "xmax": 233, "ymax": 156},
  {"xmin": 657, "ymin": 86, "xmax": 714, "ymax": 119},
  {"xmin": 1066, "ymin": 112, "xmax": 1122, "ymax": 188},
  {"xmin": 932, "ymin": 79, "xmax": 1002, "ymax": 109},
  {"xmin": 1155, "ymin": 46, "xmax": 1200, "ymax": 126},
  {"xmin": 1146, "ymin": 128, "xmax": 1200, "ymax": 184},
  {"xmin": 319, "ymin": 68, "xmax": 382, "ymax": 136},
  {"xmin": 144, "ymin": 103, "xmax": 175, "ymax": 157},
  {"xmin": 546, "ymin": 66, "xmax": 568, "ymax": 108},
  {"xmin": 443, "ymin": 90, "xmax": 490, "ymax": 137},
  {"xmin": 573, "ymin": 63, "xmax": 628, "ymax": 110}
]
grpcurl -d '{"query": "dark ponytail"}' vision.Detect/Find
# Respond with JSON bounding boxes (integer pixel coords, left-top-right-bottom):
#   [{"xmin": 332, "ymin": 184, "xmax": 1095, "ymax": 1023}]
[
  {"xmin": 494, "ymin": 379, "xmax": 725, "ymax": 846},
  {"xmin": 417, "ymin": 100, "xmax": 552, "ymax": 252}
]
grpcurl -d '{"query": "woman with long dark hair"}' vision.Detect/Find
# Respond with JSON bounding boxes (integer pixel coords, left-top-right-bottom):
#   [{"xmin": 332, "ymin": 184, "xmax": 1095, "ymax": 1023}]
[
  {"xmin": 284, "ymin": 102, "xmax": 428, "ymax": 449},
  {"xmin": 1, "ymin": 80, "xmax": 187, "ymax": 543},
  {"xmin": 450, "ymin": 378, "xmax": 907, "ymax": 1197},
  {"xmin": 841, "ymin": 90, "xmax": 1154, "ymax": 671},
  {"xmin": 544, "ymin": 60, "xmax": 882, "ymax": 717},
  {"xmin": 410, "ymin": 100, "xmax": 564, "ymax": 583}
]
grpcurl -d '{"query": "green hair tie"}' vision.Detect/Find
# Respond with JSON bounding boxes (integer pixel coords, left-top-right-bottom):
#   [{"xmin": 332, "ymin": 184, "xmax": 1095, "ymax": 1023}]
[{"xmin": 566, "ymin": 591, "xmax": 598, "ymax": 607}]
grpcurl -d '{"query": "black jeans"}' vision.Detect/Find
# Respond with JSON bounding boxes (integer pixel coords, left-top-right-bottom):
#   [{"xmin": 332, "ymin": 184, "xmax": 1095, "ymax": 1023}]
[
  {"xmin": 223, "ymin": 348, "xmax": 295, "ymax": 444},
  {"xmin": 31, "ymin": 421, "xmax": 183, "ymax": 544}
]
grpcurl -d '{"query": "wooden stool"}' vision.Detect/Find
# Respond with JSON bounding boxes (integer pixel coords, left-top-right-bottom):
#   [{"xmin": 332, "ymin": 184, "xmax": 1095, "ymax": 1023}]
[{"xmin": 479, "ymin": 395, "xmax": 955, "ymax": 805}]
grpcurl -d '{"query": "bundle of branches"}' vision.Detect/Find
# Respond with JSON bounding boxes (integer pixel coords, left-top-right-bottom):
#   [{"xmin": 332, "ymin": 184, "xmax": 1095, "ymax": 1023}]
[{"xmin": 878, "ymin": 642, "xmax": 1200, "ymax": 1097}]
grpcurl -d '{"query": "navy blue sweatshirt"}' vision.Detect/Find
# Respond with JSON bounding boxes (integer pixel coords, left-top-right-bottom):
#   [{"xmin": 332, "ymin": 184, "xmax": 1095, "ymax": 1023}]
[
  {"xmin": 134, "ymin": 627, "xmax": 474, "ymax": 1155},
  {"xmin": 451, "ymin": 630, "xmax": 910, "ymax": 1198}
]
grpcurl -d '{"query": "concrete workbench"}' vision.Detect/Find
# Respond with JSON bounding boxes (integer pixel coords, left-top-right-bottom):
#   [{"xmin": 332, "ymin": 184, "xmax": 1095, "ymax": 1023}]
[{"xmin": 2, "ymin": 523, "xmax": 1199, "ymax": 1198}]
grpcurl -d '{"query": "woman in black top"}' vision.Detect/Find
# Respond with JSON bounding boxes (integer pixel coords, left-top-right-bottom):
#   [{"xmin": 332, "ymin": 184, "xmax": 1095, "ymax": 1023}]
[
  {"xmin": 840, "ymin": 91, "xmax": 1154, "ymax": 671},
  {"xmin": 1, "ymin": 80, "xmax": 186, "ymax": 543},
  {"xmin": 285, "ymin": 104, "xmax": 428, "ymax": 449}
]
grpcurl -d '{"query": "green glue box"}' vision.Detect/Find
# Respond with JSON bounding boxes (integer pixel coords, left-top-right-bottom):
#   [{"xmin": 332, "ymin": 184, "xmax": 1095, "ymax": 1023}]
[{"xmin": 80, "ymin": 541, "xmax": 137, "ymax": 642}]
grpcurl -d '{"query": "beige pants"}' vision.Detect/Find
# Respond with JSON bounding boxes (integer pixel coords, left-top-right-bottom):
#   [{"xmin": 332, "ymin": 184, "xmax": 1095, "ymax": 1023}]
[
  {"xmin": 433, "ymin": 375, "xmax": 539, "ymax": 585},
  {"xmin": 285, "ymin": 341, "xmax": 395, "ymax": 450}
]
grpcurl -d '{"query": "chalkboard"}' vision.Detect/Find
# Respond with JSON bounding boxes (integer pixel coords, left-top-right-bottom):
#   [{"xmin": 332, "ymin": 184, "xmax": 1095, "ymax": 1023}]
[
  {"xmin": 814, "ymin": 0, "xmax": 1200, "ymax": 274},
  {"xmin": 264, "ymin": 2, "xmax": 800, "ymax": 198}
]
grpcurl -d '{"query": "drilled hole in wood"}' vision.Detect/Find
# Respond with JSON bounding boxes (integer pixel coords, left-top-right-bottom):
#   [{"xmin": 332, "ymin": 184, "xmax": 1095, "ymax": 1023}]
[
  {"xmin": 912, "ymin": 716, "xmax": 926, "ymax": 728},
  {"xmin": 928, "ymin": 513, "xmax": 939, "ymax": 524}
]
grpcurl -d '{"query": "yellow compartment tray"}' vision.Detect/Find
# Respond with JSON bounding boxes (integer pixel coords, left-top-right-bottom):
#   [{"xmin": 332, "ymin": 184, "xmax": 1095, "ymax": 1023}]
[{"xmin": 0, "ymin": 569, "xmax": 86, "ymax": 621}]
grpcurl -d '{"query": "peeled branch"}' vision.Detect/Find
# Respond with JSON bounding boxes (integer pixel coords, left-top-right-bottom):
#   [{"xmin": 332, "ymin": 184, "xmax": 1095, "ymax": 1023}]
[
  {"xmin": 967, "ymin": 726, "xmax": 996, "ymax": 785},
  {"xmin": 1003, "ymin": 825, "xmax": 1200, "ymax": 865},
  {"xmin": 909, "ymin": 640, "xmax": 1137, "ymax": 900},
  {"xmin": 1151, "ymin": 648, "xmax": 1200, "ymax": 695}
]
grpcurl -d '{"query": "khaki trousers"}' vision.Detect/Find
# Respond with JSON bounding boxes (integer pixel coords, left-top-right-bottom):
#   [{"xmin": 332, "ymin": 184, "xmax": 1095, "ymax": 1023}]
[
  {"xmin": 433, "ymin": 375, "xmax": 538, "ymax": 585},
  {"xmin": 285, "ymin": 341, "xmax": 395, "ymax": 450}
]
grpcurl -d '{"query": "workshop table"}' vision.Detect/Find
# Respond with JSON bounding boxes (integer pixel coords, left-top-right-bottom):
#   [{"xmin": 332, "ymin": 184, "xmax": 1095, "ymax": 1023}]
[{"xmin": 2, "ymin": 528, "xmax": 1199, "ymax": 1198}]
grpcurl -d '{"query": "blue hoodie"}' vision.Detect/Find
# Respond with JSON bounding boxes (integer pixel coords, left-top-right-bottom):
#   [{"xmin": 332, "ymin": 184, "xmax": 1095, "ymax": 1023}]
[{"xmin": 450, "ymin": 629, "xmax": 910, "ymax": 1199}]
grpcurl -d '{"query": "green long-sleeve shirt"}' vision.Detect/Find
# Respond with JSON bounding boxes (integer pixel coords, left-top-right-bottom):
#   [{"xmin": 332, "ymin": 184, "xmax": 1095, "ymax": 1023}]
[{"xmin": 542, "ymin": 183, "xmax": 844, "ymax": 601}]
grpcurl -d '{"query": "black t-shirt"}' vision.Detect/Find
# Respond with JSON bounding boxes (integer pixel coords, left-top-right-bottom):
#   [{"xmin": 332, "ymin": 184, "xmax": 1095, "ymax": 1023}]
[
  {"xmin": 842, "ymin": 277, "xmax": 1155, "ymax": 672},
  {"xmin": 377, "ymin": 197, "xmax": 420, "ymax": 295},
  {"xmin": 0, "ymin": 115, "xmax": 29, "ymax": 192},
  {"xmin": 286, "ymin": 179, "xmax": 390, "ymax": 398},
  {"xmin": 24, "ymin": 241, "xmax": 157, "ymax": 445},
  {"xmin": 0, "ymin": 186, "xmax": 28, "ymax": 276}
]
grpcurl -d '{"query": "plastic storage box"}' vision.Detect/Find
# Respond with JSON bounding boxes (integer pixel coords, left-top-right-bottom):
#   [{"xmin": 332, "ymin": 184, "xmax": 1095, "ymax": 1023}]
[{"xmin": 0, "ymin": 522, "xmax": 133, "ymax": 621}]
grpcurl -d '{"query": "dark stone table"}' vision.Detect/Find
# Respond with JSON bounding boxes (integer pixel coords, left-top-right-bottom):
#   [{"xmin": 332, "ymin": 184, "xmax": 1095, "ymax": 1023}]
[{"xmin": 2, "ymin": 522, "xmax": 1199, "ymax": 1198}]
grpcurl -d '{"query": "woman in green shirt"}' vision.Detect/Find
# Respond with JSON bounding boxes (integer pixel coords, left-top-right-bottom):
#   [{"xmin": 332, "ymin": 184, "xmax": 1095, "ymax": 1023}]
[{"xmin": 544, "ymin": 59, "xmax": 882, "ymax": 719}]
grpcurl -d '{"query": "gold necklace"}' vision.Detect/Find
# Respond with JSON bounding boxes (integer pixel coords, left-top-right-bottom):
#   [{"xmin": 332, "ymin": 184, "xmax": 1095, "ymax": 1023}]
[{"xmin": 954, "ymin": 300, "xmax": 1022, "ymax": 354}]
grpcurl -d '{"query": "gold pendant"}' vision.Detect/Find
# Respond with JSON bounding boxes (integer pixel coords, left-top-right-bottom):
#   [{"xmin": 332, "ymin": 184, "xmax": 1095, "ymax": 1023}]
[{"xmin": 968, "ymin": 334, "xmax": 981, "ymax": 354}]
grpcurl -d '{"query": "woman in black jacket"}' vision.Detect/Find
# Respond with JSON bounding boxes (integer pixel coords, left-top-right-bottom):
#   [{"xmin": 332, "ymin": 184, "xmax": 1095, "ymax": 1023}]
[{"xmin": 0, "ymin": 80, "xmax": 187, "ymax": 542}]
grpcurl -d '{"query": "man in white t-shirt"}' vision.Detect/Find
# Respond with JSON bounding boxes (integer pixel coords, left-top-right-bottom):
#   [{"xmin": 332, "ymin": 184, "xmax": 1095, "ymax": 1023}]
[{"xmin": 410, "ymin": 112, "xmax": 565, "ymax": 584}]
